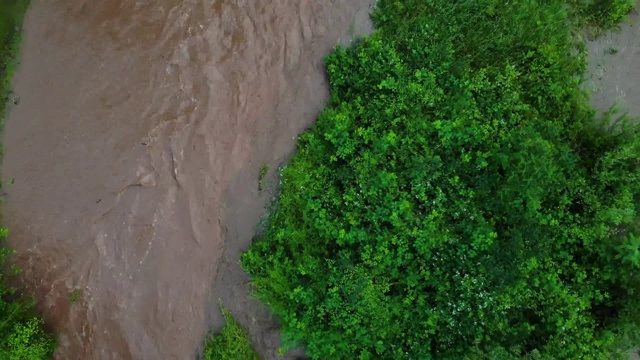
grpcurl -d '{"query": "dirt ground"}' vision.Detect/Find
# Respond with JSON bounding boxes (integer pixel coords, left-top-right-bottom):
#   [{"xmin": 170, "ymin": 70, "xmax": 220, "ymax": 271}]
[
  {"xmin": 0, "ymin": 1, "xmax": 373, "ymax": 359},
  {"xmin": 586, "ymin": 7, "xmax": 640, "ymax": 117}
]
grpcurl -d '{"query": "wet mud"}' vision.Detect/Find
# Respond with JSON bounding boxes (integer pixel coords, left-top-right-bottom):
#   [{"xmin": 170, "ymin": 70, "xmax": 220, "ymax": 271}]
[
  {"xmin": 586, "ymin": 8, "xmax": 640, "ymax": 117},
  {"xmin": 1, "ymin": 1, "xmax": 374, "ymax": 359}
]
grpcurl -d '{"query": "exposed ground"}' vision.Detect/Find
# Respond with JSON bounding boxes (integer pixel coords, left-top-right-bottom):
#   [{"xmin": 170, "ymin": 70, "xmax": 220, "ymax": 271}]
[
  {"xmin": 0, "ymin": 1, "xmax": 373, "ymax": 359},
  {"xmin": 586, "ymin": 7, "xmax": 640, "ymax": 117}
]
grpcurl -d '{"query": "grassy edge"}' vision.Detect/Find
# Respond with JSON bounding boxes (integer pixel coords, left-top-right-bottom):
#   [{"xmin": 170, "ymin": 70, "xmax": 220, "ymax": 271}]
[
  {"xmin": 201, "ymin": 306, "xmax": 260, "ymax": 360},
  {"xmin": 0, "ymin": 1, "xmax": 30, "ymax": 131},
  {"xmin": 1, "ymin": 1, "xmax": 56, "ymax": 359}
]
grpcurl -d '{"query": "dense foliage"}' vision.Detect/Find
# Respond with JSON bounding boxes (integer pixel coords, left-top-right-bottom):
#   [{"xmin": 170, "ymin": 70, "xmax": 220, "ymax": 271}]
[
  {"xmin": 202, "ymin": 307, "xmax": 260, "ymax": 360},
  {"xmin": 242, "ymin": 0, "xmax": 640, "ymax": 359}
]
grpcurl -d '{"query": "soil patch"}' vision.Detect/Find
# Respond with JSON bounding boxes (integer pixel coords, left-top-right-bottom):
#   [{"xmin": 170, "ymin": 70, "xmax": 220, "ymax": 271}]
[{"xmin": 586, "ymin": 8, "xmax": 640, "ymax": 117}]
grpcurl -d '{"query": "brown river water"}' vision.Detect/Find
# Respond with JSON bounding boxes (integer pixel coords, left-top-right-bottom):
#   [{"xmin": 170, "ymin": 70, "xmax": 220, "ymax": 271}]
[{"xmin": 1, "ymin": 1, "xmax": 373, "ymax": 359}]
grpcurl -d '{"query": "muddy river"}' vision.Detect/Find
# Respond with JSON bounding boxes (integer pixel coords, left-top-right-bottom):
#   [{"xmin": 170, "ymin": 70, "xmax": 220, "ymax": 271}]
[
  {"xmin": 1, "ymin": 1, "xmax": 373, "ymax": 359},
  {"xmin": 3, "ymin": 1, "xmax": 639, "ymax": 360}
]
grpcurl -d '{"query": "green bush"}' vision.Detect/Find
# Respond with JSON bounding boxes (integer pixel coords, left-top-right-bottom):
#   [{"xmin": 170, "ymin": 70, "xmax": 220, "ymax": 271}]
[
  {"xmin": 0, "ymin": 231, "xmax": 55, "ymax": 360},
  {"xmin": 242, "ymin": 0, "xmax": 640, "ymax": 359},
  {"xmin": 202, "ymin": 307, "xmax": 260, "ymax": 360}
]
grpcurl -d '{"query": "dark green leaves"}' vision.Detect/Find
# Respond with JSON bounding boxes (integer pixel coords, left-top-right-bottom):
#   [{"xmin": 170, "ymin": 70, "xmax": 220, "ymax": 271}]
[{"xmin": 243, "ymin": 1, "xmax": 640, "ymax": 359}]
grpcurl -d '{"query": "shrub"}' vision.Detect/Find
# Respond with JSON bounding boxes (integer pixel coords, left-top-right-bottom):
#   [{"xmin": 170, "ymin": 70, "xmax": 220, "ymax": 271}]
[
  {"xmin": 243, "ymin": 0, "xmax": 640, "ymax": 359},
  {"xmin": 0, "ymin": 231, "xmax": 55, "ymax": 360},
  {"xmin": 202, "ymin": 307, "xmax": 260, "ymax": 360}
]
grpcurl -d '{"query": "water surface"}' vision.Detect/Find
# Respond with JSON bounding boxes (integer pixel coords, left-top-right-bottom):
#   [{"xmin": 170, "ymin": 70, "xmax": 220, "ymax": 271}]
[{"xmin": 1, "ymin": 1, "xmax": 373, "ymax": 358}]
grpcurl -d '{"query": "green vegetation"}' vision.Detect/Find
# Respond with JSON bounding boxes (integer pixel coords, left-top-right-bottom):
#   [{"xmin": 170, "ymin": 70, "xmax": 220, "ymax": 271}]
[
  {"xmin": 568, "ymin": 0, "xmax": 636, "ymax": 30},
  {"xmin": 258, "ymin": 164, "xmax": 269, "ymax": 191},
  {"xmin": 202, "ymin": 307, "xmax": 260, "ymax": 360},
  {"xmin": 1, "ymin": 230, "xmax": 55, "ymax": 359},
  {"xmin": 68, "ymin": 289, "xmax": 82, "ymax": 305},
  {"xmin": 1, "ymin": 1, "xmax": 56, "ymax": 359},
  {"xmin": 242, "ymin": 0, "xmax": 640, "ymax": 359},
  {"xmin": 1, "ymin": 0, "xmax": 29, "ymax": 125}
]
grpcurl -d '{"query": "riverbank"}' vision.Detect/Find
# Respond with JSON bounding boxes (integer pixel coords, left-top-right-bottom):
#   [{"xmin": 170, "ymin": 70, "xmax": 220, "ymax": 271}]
[
  {"xmin": 0, "ymin": 1, "xmax": 28, "ymax": 119},
  {"xmin": 0, "ymin": 1, "xmax": 55, "ymax": 358}
]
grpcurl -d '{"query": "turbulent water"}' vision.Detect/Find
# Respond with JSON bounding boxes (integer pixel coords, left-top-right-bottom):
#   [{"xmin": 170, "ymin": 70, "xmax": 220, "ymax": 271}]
[{"xmin": 1, "ymin": 1, "xmax": 373, "ymax": 359}]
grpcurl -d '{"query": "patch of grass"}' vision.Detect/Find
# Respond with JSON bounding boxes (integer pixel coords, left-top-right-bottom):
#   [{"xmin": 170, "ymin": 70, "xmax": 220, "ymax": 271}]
[
  {"xmin": 1, "ymin": 1, "xmax": 30, "ymax": 126},
  {"xmin": 202, "ymin": 307, "xmax": 260, "ymax": 360},
  {"xmin": 68, "ymin": 289, "xmax": 82, "ymax": 304},
  {"xmin": 564, "ymin": 0, "xmax": 636, "ymax": 33},
  {"xmin": 257, "ymin": 164, "xmax": 269, "ymax": 191}
]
